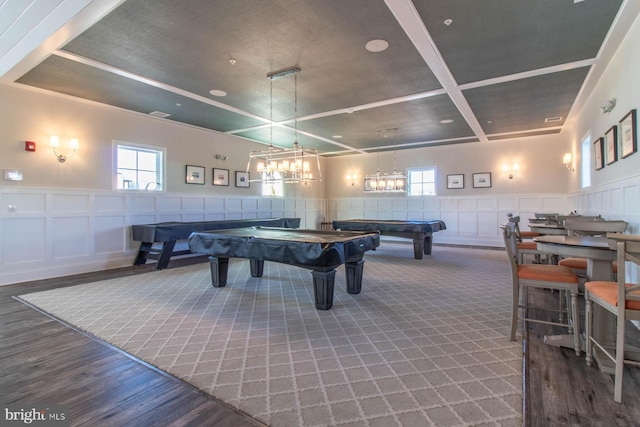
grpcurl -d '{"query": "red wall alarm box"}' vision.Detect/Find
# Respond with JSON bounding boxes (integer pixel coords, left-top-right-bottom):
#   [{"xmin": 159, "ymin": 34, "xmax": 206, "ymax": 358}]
[{"xmin": 25, "ymin": 141, "xmax": 36, "ymax": 152}]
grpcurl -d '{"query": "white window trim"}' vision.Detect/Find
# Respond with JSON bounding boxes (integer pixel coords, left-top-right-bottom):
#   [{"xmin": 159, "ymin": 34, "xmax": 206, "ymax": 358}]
[
  {"xmin": 112, "ymin": 140, "xmax": 166, "ymax": 192},
  {"xmin": 408, "ymin": 166, "xmax": 437, "ymax": 196}
]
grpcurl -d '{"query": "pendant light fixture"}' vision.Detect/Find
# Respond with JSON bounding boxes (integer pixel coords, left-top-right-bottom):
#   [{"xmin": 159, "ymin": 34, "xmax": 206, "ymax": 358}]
[
  {"xmin": 247, "ymin": 66, "xmax": 322, "ymax": 184},
  {"xmin": 364, "ymin": 128, "xmax": 406, "ymax": 192}
]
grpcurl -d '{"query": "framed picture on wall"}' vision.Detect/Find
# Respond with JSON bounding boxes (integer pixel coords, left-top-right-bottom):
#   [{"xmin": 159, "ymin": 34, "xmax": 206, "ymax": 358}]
[
  {"xmin": 235, "ymin": 171, "xmax": 250, "ymax": 188},
  {"xmin": 212, "ymin": 168, "xmax": 229, "ymax": 186},
  {"xmin": 185, "ymin": 165, "xmax": 205, "ymax": 184},
  {"xmin": 619, "ymin": 109, "xmax": 637, "ymax": 159},
  {"xmin": 594, "ymin": 137, "xmax": 604, "ymax": 170},
  {"xmin": 605, "ymin": 125, "xmax": 618, "ymax": 165},
  {"xmin": 472, "ymin": 172, "xmax": 491, "ymax": 188},
  {"xmin": 447, "ymin": 174, "xmax": 464, "ymax": 189}
]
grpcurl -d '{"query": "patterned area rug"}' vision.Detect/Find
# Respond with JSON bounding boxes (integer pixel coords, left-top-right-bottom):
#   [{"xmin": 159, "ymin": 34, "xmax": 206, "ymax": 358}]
[{"xmin": 19, "ymin": 243, "xmax": 522, "ymax": 426}]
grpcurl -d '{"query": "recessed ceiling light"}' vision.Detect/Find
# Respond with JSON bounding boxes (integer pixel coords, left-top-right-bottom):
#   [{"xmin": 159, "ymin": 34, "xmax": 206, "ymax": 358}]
[
  {"xmin": 176, "ymin": 103, "xmax": 181, "ymax": 107},
  {"xmin": 365, "ymin": 39, "xmax": 389, "ymax": 53},
  {"xmin": 444, "ymin": 18, "xmax": 453, "ymax": 26},
  {"xmin": 149, "ymin": 111, "xmax": 171, "ymax": 118},
  {"xmin": 440, "ymin": 119, "xmax": 454, "ymax": 124},
  {"xmin": 333, "ymin": 135, "xmax": 343, "ymax": 139},
  {"xmin": 209, "ymin": 89, "xmax": 227, "ymax": 97},
  {"xmin": 545, "ymin": 116, "xmax": 563, "ymax": 123}
]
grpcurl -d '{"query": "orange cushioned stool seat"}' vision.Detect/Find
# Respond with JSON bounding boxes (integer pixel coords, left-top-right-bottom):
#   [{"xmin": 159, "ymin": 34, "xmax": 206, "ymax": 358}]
[
  {"xmin": 558, "ymin": 257, "xmax": 588, "ymax": 270},
  {"xmin": 585, "ymin": 281, "xmax": 640, "ymax": 310},
  {"xmin": 520, "ymin": 231, "xmax": 542, "ymax": 239},
  {"xmin": 518, "ymin": 264, "xmax": 579, "ymax": 284},
  {"xmin": 518, "ymin": 241, "xmax": 537, "ymax": 250}
]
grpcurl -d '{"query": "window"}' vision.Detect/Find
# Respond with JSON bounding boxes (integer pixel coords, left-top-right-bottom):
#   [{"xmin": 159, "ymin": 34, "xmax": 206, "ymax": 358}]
[
  {"xmin": 261, "ymin": 172, "xmax": 284, "ymax": 197},
  {"xmin": 114, "ymin": 142, "xmax": 164, "ymax": 191},
  {"xmin": 581, "ymin": 134, "xmax": 591, "ymax": 188},
  {"xmin": 408, "ymin": 167, "xmax": 436, "ymax": 196}
]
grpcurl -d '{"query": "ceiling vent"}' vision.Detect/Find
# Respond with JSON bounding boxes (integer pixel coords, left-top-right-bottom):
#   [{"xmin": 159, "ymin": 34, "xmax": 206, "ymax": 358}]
[
  {"xmin": 544, "ymin": 116, "xmax": 563, "ymax": 123},
  {"xmin": 149, "ymin": 111, "xmax": 171, "ymax": 118}
]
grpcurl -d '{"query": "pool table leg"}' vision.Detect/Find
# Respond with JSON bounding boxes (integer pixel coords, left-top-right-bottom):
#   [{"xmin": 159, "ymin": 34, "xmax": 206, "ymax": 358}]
[
  {"xmin": 423, "ymin": 234, "xmax": 433, "ymax": 255},
  {"xmin": 412, "ymin": 239, "xmax": 424, "ymax": 259},
  {"xmin": 208, "ymin": 256, "xmax": 229, "ymax": 287},
  {"xmin": 250, "ymin": 259, "xmax": 264, "ymax": 277},
  {"xmin": 312, "ymin": 270, "xmax": 336, "ymax": 310},
  {"xmin": 345, "ymin": 260, "xmax": 365, "ymax": 294}
]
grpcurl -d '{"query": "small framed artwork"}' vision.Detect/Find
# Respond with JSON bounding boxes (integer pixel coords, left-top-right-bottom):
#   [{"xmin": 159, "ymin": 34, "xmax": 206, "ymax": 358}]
[
  {"xmin": 605, "ymin": 125, "xmax": 618, "ymax": 165},
  {"xmin": 472, "ymin": 172, "xmax": 491, "ymax": 188},
  {"xmin": 619, "ymin": 109, "xmax": 637, "ymax": 159},
  {"xmin": 186, "ymin": 165, "xmax": 205, "ymax": 185},
  {"xmin": 594, "ymin": 137, "xmax": 604, "ymax": 170},
  {"xmin": 447, "ymin": 174, "xmax": 464, "ymax": 189},
  {"xmin": 212, "ymin": 168, "xmax": 229, "ymax": 186},
  {"xmin": 235, "ymin": 171, "xmax": 250, "ymax": 188}
]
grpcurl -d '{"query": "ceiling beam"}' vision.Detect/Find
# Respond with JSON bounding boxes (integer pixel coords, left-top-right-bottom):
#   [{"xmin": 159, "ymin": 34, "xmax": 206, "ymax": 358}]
[{"xmin": 384, "ymin": 0, "xmax": 489, "ymax": 143}]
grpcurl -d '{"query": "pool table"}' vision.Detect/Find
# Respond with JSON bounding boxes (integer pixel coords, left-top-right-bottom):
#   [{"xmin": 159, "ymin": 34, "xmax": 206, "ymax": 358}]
[
  {"xmin": 188, "ymin": 227, "xmax": 380, "ymax": 310},
  {"xmin": 332, "ymin": 219, "xmax": 446, "ymax": 259},
  {"xmin": 132, "ymin": 217, "xmax": 300, "ymax": 269}
]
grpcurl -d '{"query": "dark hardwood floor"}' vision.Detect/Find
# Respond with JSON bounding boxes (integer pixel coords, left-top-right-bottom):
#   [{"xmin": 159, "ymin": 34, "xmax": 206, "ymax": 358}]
[
  {"xmin": 2, "ymin": 256, "xmax": 640, "ymax": 426},
  {"xmin": 523, "ymin": 289, "xmax": 640, "ymax": 426},
  {"xmin": 0, "ymin": 257, "xmax": 265, "ymax": 427}
]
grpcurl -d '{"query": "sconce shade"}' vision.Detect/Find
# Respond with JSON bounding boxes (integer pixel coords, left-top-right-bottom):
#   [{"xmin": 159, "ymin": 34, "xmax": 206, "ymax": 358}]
[
  {"xmin": 502, "ymin": 163, "xmax": 519, "ymax": 179},
  {"xmin": 563, "ymin": 152, "xmax": 574, "ymax": 171},
  {"xmin": 49, "ymin": 135, "xmax": 79, "ymax": 163}
]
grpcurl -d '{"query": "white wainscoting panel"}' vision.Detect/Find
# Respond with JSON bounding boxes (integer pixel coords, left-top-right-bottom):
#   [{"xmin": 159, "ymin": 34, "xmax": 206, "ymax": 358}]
[
  {"xmin": 2, "ymin": 218, "xmax": 46, "ymax": 265},
  {"xmin": 0, "ymin": 187, "xmax": 323, "ymax": 286},
  {"xmin": 95, "ymin": 195, "xmax": 125, "ymax": 213},
  {"xmin": 568, "ymin": 173, "xmax": 640, "ymax": 281},
  {"xmin": 157, "ymin": 197, "xmax": 182, "ymax": 212},
  {"xmin": 328, "ymin": 194, "xmax": 569, "ymax": 247},
  {"xmin": 95, "ymin": 215, "xmax": 126, "ymax": 254},
  {"xmin": 51, "ymin": 217, "xmax": 90, "ymax": 259},
  {"xmin": 52, "ymin": 194, "xmax": 89, "ymax": 212},
  {"xmin": 128, "ymin": 195, "xmax": 156, "ymax": 212},
  {"xmin": 3, "ymin": 193, "xmax": 46, "ymax": 213}
]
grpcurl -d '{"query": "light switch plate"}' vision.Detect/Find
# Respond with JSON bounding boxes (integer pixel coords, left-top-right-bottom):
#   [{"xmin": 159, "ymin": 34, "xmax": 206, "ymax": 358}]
[{"xmin": 4, "ymin": 170, "xmax": 23, "ymax": 181}]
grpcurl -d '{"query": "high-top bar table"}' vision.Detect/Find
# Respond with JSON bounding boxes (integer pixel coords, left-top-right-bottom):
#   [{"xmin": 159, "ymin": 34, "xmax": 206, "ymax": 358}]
[
  {"xmin": 188, "ymin": 227, "xmax": 380, "ymax": 310},
  {"xmin": 332, "ymin": 219, "xmax": 446, "ymax": 259},
  {"xmin": 132, "ymin": 218, "xmax": 300, "ymax": 269},
  {"xmin": 533, "ymin": 234, "xmax": 639, "ymax": 373}
]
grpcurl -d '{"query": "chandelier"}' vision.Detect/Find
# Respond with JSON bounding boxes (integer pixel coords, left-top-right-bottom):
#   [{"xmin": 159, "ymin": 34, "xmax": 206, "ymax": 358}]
[
  {"xmin": 247, "ymin": 66, "xmax": 322, "ymax": 184},
  {"xmin": 364, "ymin": 128, "xmax": 406, "ymax": 192}
]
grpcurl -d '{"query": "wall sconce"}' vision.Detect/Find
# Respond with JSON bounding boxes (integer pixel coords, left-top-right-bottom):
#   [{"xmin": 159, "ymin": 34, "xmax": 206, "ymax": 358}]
[
  {"xmin": 346, "ymin": 173, "xmax": 358, "ymax": 186},
  {"xmin": 563, "ymin": 152, "xmax": 574, "ymax": 172},
  {"xmin": 50, "ymin": 136, "xmax": 79, "ymax": 163},
  {"xmin": 502, "ymin": 163, "xmax": 519, "ymax": 179},
  {"xmin": 600, "ymin": 98, "xmax": 616, "ymax": 114}
]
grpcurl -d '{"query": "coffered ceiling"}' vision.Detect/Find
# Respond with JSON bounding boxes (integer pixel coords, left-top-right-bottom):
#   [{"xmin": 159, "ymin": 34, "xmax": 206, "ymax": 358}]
[{"xmin": 1, "ymin": 0, "xmax": 634, "ymax": 155}]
